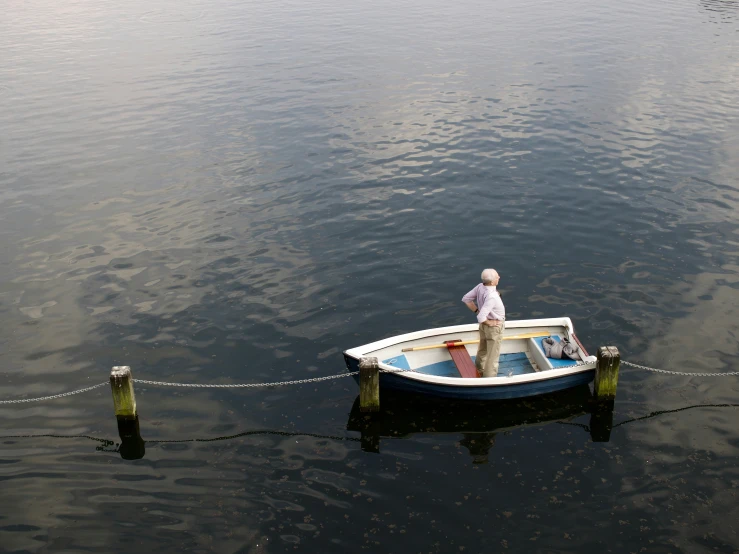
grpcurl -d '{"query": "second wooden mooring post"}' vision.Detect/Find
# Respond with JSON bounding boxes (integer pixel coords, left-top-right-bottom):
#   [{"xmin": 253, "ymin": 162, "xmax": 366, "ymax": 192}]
[
  {"xmin": 110, "ymin": 366, "xmax": 137, "ymax": 420},
  {"xmin": 359, "ymin": 357, "xmax": 380, "ymax": 413},
  {"xmin": 110, "ymin": 366, "xmax": 145, "ymax": 460},
  {"xmin": 594, "ymin": 346, "xmax": 620, "ymax": 410}
]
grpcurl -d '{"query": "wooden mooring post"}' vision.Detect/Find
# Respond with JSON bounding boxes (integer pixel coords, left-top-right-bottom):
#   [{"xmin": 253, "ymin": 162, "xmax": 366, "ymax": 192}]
[
  {"xmin": 594, "ymin": 346, "xmax": 620, "ymax": 410},
  {"xmin": 110, "ymin": 366, "xmax": 137, "ymax": 420},
  {"xmin": 110, "ymin": 366, "xmax": 145, "ymax": 459},
  {"xmin": 359, "ymin": 357, "xmax": 380, "ymax": 413}
]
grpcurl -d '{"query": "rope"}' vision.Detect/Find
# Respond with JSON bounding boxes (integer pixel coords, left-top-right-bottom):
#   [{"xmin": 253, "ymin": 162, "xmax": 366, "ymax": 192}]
[
  {"xmin": 0, "ymin": 382, "xmax": 108, "ymax": 405},
  {"xmin": 556, "ymin": 420, "xmax": 591, "ymax": 432},
  {"xmin": 612, "ymin": 403, "xmax": 739, "ymax": 427},
  {"xmin": 0, "ymin": 429, "xmax": 359, "ymax": 450},
  {"xmin": 148, "ymin": 429, "xmax": 361, "ymax": 444},
  {"xmin": 623, "ymin": 361, "xmax": 739, "ymax": 377},
  {"xmin": 0, "ymin": 433, "xmax": 115, "ymax": 446}
]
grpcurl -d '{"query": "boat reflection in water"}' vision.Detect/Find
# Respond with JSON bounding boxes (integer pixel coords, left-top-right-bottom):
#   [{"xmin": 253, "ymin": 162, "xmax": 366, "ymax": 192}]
[{"xmin": 346, "ymin": 384, "xmax": 612, "ymax": 458}]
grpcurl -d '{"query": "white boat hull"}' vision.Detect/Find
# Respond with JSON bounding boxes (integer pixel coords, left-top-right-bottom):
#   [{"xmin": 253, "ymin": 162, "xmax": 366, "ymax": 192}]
[{"xmin": 343, "ymin": 317, "xmax": 597, "ymax": 400}]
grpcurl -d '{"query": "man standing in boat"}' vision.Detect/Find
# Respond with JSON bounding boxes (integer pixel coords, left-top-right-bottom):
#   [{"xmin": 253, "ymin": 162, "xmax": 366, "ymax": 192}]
[{"xmin": 462, "ymin": 269, "xmax": 505, "ymax": 377}]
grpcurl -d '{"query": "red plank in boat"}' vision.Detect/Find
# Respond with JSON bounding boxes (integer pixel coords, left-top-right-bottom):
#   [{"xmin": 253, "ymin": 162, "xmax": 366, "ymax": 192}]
[
  {"xmin": 571, "ymin": 333, "xmax": 590, "ymax": 357},
  {"xmin": 445, "ymin": 340, "xmax": 479, "ymax": 378}
]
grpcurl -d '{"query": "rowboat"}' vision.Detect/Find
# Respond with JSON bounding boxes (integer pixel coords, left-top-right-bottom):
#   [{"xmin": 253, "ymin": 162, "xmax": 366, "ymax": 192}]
[{"xmin": 343, "ymin": 317, "xmax": 597, "ymax": 400}]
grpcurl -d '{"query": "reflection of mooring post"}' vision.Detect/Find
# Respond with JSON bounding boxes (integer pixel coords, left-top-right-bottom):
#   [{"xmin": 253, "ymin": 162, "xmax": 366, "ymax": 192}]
[
  {"xmin": 117, "ymin": 416, "xmax": 145, "ymax": 459},
  {"xmin": 359, "ymin": 357, "xmax": 380, "ymax": 413},
  {"xmin": 110, "ymin": 366, "xmax": 145, "ymax": 460},
  {"xmin": 589, "ymin": 409, "xmax": 613, "ymax": 442},
  {"xmin": 360, "ymin": 414, "xmax": 380, "ymax": 454},
  {"xmin": 594, "ymin": 346, "xmax": 620, "ymax": 410}
]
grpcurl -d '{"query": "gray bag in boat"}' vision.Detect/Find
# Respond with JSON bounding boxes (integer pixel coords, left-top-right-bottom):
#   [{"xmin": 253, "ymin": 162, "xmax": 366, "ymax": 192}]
[{"xmin": 542, "ymin": 337, "xmax": 580, "ymax": 360}]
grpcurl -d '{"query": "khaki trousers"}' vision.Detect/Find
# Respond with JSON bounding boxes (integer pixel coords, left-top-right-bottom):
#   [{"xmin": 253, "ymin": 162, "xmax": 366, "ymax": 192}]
[{"xmin": 475, "ymin": 322, "xmax": 504, "ymax": 377}]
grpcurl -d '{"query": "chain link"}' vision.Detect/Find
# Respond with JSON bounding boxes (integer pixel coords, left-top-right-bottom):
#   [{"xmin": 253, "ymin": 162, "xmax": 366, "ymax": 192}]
[
  {"xmin": 623, "ymin": 360, "xmax": 739, "ymax": 377},
  {"xmin": 6, "ymin": 358, "xmax": 735, "ymax": 405},
  {"xmin": 550, "ymin": 360, "xmax": 593, "ymax": 371},
  {"xmin": 1, "ymin": 371, "xmax": 360, "ymax": 403},
  {"xmin": 0, "ymin": 382, "xmax": 108, "ymax": 405},
  {"xmin": 134, "ymin": 371, "xmax": 359, "ymax": 388}
]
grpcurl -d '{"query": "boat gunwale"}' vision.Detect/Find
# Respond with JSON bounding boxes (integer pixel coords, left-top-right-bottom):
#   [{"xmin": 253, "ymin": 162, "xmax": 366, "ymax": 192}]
[{"xmin": 343, "ymin": 317, "xmax": 596, "ymax": 388}]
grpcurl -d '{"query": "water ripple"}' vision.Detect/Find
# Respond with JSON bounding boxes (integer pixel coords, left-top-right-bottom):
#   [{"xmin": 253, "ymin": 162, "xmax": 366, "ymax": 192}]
[{"xmin": 1, "ymin": 0, "xmax": 739, "ymax": 550}]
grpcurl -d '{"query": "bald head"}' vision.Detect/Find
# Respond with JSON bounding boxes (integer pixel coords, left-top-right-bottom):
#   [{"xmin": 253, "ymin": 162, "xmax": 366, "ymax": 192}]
[{"xmin": 481, "ymin": 268, "xmax": 499, "ymax": 285}]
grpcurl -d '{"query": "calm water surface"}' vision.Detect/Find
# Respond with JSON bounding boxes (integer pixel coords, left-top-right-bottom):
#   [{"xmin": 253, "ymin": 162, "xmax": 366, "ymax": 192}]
[{"xmin": 2, "ymin": 0, "xmax": 739, "ymax": 551}]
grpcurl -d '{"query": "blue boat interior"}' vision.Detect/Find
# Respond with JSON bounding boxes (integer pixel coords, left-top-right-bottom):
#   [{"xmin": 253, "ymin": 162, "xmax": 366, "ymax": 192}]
[
  {"xmin": 381, "ymin": 335, "xmax": 573, "ymax": 377},
  {"xmin": 382, "ymin": 352, "xmax": 535, "ymax": 377}
]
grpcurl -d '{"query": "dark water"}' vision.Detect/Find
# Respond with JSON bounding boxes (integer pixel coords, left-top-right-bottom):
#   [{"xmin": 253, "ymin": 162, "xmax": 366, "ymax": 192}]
[{"xmin": 2, "ymin": 0, "xmax": 739, "ymax": 551}]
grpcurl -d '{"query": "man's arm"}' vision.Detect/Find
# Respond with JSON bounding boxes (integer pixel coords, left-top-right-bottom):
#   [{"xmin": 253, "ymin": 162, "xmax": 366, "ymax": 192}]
[
  {"xmin": 461, "ymin": 286, "xmax": 479, "ymax": 314},
  {"xmin": 477, "ymin": 296, "xmax": 496, "ymax": 324}
]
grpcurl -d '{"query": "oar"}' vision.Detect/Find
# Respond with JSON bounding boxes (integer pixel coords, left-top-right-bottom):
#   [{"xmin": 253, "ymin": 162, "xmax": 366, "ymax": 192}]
[{"xmin": 401, "ymin": 332, "xmax": 550, "ymax": 352}]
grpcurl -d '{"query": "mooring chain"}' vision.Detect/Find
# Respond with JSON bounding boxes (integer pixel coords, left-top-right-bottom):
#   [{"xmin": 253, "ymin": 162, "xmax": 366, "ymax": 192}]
[
  {"xmin": 4, "ymin": 359, "xmax": 739, "ymax": 405},
  {"xmin": 0, "ymin": 382, "xmax": 109, "ymax": 405},
  {"xmin": 0, "ymin": 372, "xmax": 359, "ymax": 404},
  {"xmin": 622, "ymin": 361, "xmax": 739, "ymax": 377},
  {"xmin": 550, "ymin": 360, "xmax": 593, "ymax": 370},
  {"xmin": 133, "ymin": 371, "xmax": 359, "ymax": 388}
]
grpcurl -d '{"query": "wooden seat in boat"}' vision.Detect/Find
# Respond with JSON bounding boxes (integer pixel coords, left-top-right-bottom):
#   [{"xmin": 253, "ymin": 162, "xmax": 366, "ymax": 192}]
[{"xmin": 444, "ymin": 340, "xmax": 479, "ymax": 378}]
